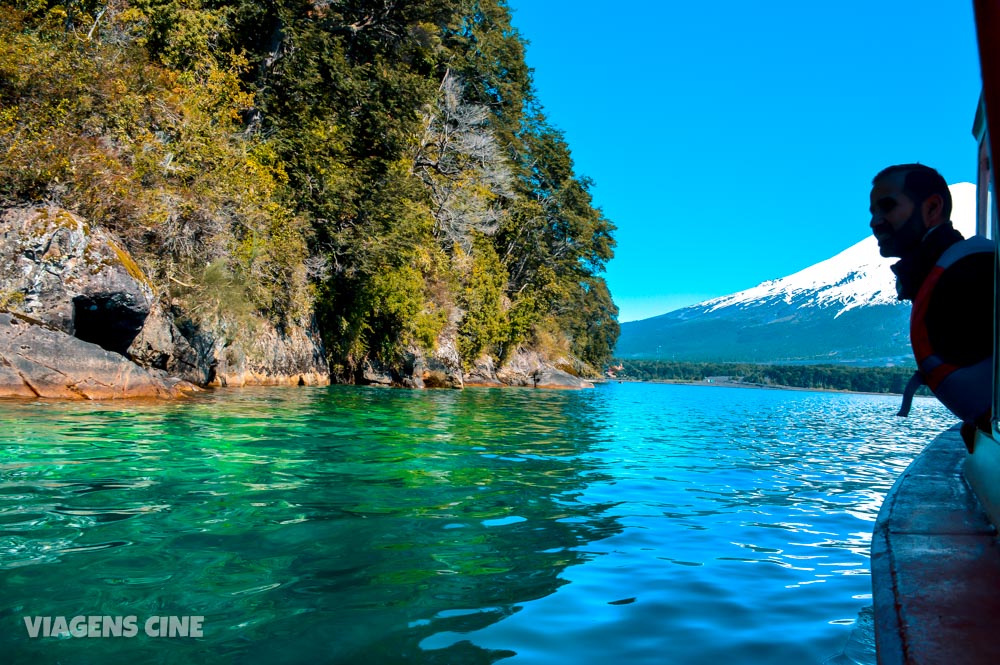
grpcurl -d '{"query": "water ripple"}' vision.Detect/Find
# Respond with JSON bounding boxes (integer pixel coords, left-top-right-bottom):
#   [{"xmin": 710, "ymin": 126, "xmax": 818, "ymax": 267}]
[{"xmin": 0, "ymin": 383, "xmax": 954, "ymax": 664}]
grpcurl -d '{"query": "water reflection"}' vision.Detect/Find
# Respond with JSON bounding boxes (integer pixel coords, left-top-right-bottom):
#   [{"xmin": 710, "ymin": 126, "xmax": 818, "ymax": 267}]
[
  {"xmin": 0, "ymin": 383, "xmax": 955, "ymax": 664},
  {"xmin": 0, "ymin": 386, "xmax": 623, "ymax": 664},
  {"xmin": 426, "ymin": 383, "xmax": 952, "ymax": 665}
]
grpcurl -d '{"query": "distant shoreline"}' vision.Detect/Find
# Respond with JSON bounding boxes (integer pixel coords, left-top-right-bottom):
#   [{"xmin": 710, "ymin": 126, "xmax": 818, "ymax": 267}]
[
  {"xmin": 605, "ymin": 360, "xmax": 922, "ymax": 398},
  {"xmin": 599, "ymin": 376, "xmax": 916, "ymax": 398}
]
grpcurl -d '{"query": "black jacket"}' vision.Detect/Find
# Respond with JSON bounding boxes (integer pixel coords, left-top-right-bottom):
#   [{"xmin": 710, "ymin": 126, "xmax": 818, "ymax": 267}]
[{"xmin": 891, "ymin": 222, "xmax": 994, "ymax": 368}]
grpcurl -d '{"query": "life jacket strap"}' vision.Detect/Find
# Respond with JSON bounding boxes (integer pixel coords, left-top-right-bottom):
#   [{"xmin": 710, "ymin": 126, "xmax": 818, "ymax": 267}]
[{"xmin": 897, "ymin": 371, "xmax": 925, "ymax": 417}]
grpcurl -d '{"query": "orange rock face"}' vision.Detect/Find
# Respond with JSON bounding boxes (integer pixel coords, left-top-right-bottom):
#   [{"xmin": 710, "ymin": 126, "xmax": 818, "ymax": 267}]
[{"xmin": 0, "ymin": 313, "xmax": 198, "ymax": 400}]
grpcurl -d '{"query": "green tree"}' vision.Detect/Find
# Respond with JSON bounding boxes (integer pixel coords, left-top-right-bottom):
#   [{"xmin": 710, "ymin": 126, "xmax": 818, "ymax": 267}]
[{"xmin": 1, "ymin": 0, "xmax": 621, "ymax": 381}]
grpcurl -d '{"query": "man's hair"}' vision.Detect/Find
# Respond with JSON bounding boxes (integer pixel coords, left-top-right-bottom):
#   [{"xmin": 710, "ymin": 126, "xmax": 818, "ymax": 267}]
[{"xmin": 873, "ymin": 163, "xmax": 952, "ymax": 221}]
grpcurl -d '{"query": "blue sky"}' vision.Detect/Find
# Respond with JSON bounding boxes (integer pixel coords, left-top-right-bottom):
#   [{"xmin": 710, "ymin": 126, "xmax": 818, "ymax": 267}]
[{"xmin": 505, "ymin": 0, "xmax": 984, "ymax": 322}]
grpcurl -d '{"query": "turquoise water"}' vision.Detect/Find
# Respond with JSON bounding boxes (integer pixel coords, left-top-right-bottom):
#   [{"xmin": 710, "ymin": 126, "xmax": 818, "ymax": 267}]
[{"xmin": 0, "ymin": 382, "xmax": 954, "ymax": 664}]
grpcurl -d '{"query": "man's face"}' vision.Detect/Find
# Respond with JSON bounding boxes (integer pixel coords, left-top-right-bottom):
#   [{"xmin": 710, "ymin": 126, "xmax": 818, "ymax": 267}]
[{"xmin": 869, "ymin": 174, "xmax": 924, "ymax": 258}]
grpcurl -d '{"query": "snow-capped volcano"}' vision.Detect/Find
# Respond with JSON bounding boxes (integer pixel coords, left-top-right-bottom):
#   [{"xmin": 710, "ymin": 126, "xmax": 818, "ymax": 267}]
[
  {"xmin": 701, "ymin": 182, "xmax": 977, "ymax": 318},
  {"xmin": 615, "ymin": 182, "xmax": 978, "ymax": 365},
  {"xmin": 699, "ymin": 235, "xmax": 899, "ymax": 318}
]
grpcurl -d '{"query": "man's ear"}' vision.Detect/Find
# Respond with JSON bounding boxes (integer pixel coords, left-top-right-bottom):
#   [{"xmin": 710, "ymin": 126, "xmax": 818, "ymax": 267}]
[{"xmin": 922, "ymin": 193, "xmax": 946, "ymax": 228}]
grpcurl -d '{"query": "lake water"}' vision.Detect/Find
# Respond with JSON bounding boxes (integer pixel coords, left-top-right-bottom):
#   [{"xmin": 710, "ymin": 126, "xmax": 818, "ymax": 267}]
[{"xmin": 0, "ymin": 382, "xmax": 955, "ymax": 665}]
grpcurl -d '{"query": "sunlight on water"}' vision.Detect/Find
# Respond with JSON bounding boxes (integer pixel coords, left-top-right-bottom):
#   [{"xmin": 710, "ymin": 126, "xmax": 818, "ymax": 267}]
[{"xmin": 0, "ymin": 383, "xmax": 954, "ymax": 664}]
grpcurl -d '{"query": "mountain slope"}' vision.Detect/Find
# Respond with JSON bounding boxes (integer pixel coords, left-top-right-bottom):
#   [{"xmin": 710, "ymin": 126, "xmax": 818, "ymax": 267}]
[{"xmin": 616, "ymin": 183, "xmax": 977, "ymax": 366}]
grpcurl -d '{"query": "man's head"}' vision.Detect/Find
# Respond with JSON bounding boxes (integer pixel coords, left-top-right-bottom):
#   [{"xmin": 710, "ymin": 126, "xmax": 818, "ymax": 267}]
[{"xmin": 869, "ymin": 164, "xmax": 952, "ymax": 258}]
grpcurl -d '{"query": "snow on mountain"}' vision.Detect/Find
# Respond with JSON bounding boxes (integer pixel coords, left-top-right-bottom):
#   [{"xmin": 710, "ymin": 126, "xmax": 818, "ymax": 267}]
[
  {"xmin": 700, "ymin": 236, "xmax": 898, "ymax": 317},
  {"xmin": 615, "ymin": 182, "xmax": 978, "ymax": 365},
  {"xmin": 699, "ymin": 182, "xmax": 977, "ymax": 318}
]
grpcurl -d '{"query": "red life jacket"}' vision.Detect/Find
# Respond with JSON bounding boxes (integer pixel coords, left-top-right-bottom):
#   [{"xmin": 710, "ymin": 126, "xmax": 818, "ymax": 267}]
[{"xmin": 907, "ymin": 235, "xmax": 994, "ymax": 422}]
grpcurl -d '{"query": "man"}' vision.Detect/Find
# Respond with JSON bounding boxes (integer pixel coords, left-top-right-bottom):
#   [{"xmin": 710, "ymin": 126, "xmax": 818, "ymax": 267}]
[{"xmin": 869, "ymin": 163, "xmax": 994, "ymax": 447}]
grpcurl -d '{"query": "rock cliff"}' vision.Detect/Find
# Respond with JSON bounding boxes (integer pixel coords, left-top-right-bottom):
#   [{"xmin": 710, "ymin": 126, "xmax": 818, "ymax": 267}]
[
  {"xmin": 0, "ymin": 206, "xmax": 593, "ymax": 398},
  {"xmin": 0, "ymin": 312, "xmax": 194, "ymax": 398},
  {"xmin": 0, "ymin": 206, "xmax": 329, "ymax": 398}
]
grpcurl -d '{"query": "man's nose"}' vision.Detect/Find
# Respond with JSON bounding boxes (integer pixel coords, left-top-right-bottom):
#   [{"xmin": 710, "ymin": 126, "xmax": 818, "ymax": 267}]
[{"xmin": 870, "ymin": 207, "xmax": 890, "ymax": 228}]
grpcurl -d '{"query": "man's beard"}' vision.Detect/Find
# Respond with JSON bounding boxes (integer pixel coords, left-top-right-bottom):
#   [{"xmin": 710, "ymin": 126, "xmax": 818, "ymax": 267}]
[{"xmin": 874, "ymin": 207, "xmax": 925, "ymax": 258}]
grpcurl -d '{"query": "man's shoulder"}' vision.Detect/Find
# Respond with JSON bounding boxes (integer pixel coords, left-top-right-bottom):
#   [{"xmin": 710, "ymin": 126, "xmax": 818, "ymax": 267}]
[
  {"xmin": 927, "ymin": 242, "xmax": 992, "ymax": 330},
  {"xmin": 925, "ymin": 246, "xmax": 993, "ymax": 366},
  {"xmin": 936, "ymin": 235, "xmax": 993, "ymax": 267},
  {"xmin": 936, "ymin": 247, "xmax": 993, "ymax": 291}
]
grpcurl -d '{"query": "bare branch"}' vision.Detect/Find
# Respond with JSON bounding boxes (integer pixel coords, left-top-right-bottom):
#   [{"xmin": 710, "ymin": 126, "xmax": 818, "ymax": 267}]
[
  {"xmin": 411, "ymin": 72, "xmax": 513, "ymax": 252},
  {"xmin": 86, "ymin": 7, "xmax": 107, "ymax": 41}
]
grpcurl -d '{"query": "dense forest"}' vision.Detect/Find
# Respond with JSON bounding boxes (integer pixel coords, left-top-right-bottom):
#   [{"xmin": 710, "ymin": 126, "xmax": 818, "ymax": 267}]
[
  {"xmin": 0, "ymin": 0, "xmax": 619, "ymax": 380},
  {"xmin": 614, "ymin": 360, "xmax": 929, "ymax": 395}
]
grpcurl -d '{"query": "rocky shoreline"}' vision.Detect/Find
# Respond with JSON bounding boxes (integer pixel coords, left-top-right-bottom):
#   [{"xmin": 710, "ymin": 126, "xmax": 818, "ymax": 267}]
[{"xmin": 0, "ymin": 206, "xmax": 592, "ymax": 399}]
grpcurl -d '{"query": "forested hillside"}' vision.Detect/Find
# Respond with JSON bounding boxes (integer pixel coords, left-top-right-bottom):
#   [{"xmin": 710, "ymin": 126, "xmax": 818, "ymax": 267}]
[
  {"xmin": 0, "ymin": 0, "xmax": 618, "ymax": 381},
  {"xmin": 616, "ymin": 360, "xmax": 925, "ymax": 395}
]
